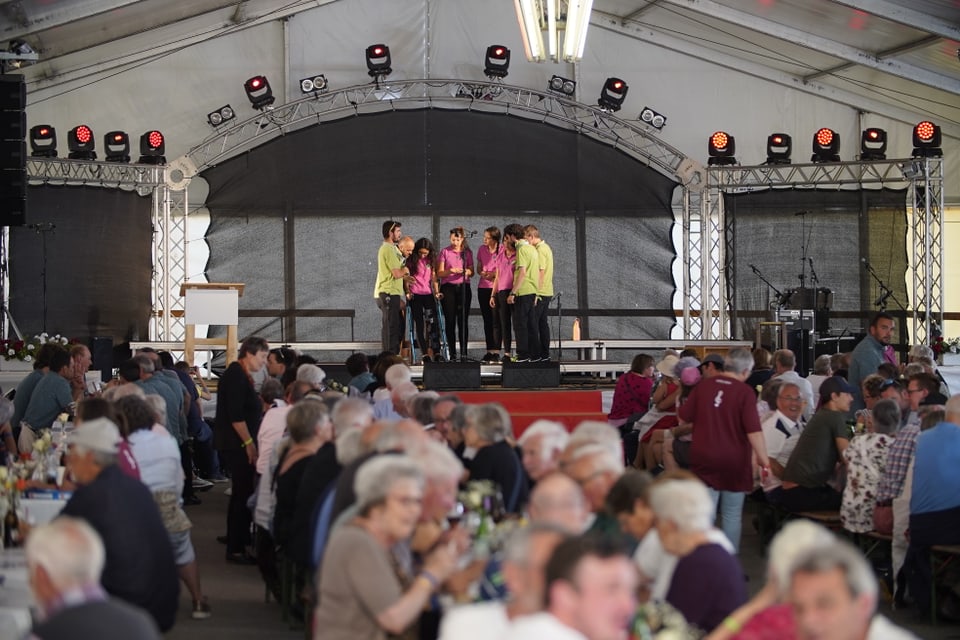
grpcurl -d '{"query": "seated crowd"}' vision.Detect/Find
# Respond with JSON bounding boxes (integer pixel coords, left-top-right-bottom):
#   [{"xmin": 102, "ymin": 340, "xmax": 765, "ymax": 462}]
[{"xmin": 8, "ymin": 316, "xmax": 959, "ymax": 638}]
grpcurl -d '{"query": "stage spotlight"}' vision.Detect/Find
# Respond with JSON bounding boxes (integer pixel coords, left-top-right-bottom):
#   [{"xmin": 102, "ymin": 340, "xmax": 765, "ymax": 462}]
[
  {"xmin": 811, "ymin": 127, "xmax": 840, "ymax": 163},
  {"xmin": 912, "ymin": 120, "xmax": 942, "ymax": 158},
  {"xmin": 299, "ymin": 74, "xmax": 328, "ymax": 94},
  {"xmin": 207, "ymin": 104, "xmax": 236, "ymax": 127},
  {"xmin": 860, "ymin": 128, "xmax": 887, "ymax": 161},
  {"xmin": 103, "ymin": 131, "xmax": 130, "ymax": 163},
  {"xmin": 548, "ymin": 75, "xmax": 576, "ymax": 96},
  {"xmin": 29, "ymin": 124, "xmax": 57, "ymax": 158},
  {"xmin": 597, "ymin": 77, "xmax": 628, "ymax": 112},
  {"xmin": 244, "ymin": 75, "xmax": 275, "ymax": 110},
  {"xmin": 138, "ymin": 130, "xmax": 166, "ymax": 165},
  {"xmin": 365, "ymin": 44, "xmax": 392, "ymax": 78},
  {"xmin": 765, "ymin": 133, "xmax": 792, "ymax": 165},
  {"xmin": 707, "ymin": 131, "xmax": 737, "ymax": 166},
  {"xmin": 67, "ymin": 124, "xmax": 96, "ymax": 160},
  {"xmin": 484, "ymin": 45, "xmax": 510, "ymax": 78},
  {"xmin": 639, "ymin": 107, "xmax": 667, "ymax": 130}
]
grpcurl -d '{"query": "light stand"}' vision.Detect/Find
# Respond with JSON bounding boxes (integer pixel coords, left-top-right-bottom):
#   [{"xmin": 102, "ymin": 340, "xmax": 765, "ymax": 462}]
[{"xmin": 28, "ymin": 223, "xmax": 55, "ymax": 332}]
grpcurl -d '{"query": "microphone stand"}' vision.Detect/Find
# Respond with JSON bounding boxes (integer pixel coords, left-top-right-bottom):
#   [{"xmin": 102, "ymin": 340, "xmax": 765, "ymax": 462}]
[
  {"xmin": 459, "ymin": 246, "xmax": 469, "ymax": 362},
  {"xmin": 862, "ymin": 260, "xmax": 904, "ymax": 312},
  {"xmin": 749, "ymin": 264, "xmax": 788, "ymax": 313},
  {"xmin": 555, "ymin": 291, "xmax": 563, "ymax": 363}
]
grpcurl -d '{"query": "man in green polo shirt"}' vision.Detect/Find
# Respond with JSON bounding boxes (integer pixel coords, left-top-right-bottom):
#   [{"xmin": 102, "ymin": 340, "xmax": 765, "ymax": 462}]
[
  {"xmin": 525, "ymin": 224, "xmax": 554, "ymax": 362},
  {"xmin": 374, "ymin": 220, "xmax": 407, "ymax": 354},
  {"xmin": 507, "ymin": 229, "xmax": 539, "ymax": 362}
]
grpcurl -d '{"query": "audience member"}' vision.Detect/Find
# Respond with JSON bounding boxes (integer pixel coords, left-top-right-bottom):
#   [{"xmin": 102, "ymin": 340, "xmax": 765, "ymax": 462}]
[
  {"xmin": 60, "ymin": 417, "xmax": 179, "ymax": 632},
  {"xmin": 518, "ymin": 419, "xmax": 569, "ymax": 483},
  {"xmin": 526, "ymin": 472, "xmax": 591, "ymax": 533},
  {"xmin": 807, "ymin": 355, "xmax": 833, "ymax": 404},
  {"xmin": 464, "ymin": 403, "xmax": 529, "ymax": 513},
  {"xmin": 678, "ymin": 347, "xmax": 769, "ymax": 553},
  {"xmin": 345, "ymin": 352, "xmax": 376, "ymax": 395},
  {"xmin": 745, "ymin": 347, "xmax": 774, "ymax": 393},
  {"xmin": 20, "ymin": 348, "xmax": 74, "ymax": 452},
  {"xmin": 313, "ymin": 456, "xmax": 458, "ymax": 640},
  {"xmin": 563, "ymin": 443, "xmax": 624, "ymax": 540},
  {"xmin": 11, "ymin": 342, "xmax": 64, "ymax": 442},
  {"xmin": 759, "ymin": 382, "xmax": 805, "ymax": 499},
  {"xmin": 841, "ymin": 399, "xmax": 899, "ymax": 533},
  {"xmin": 773, "ymin": 349, "xmax": 814, "ymax": 420},
  {"xmin": 214, "ymin": 335, "xmax": 270, "ymax": 565},
  {"xmin": 650, "ymin": 477, "xmax": 746, "ymax": 633},
  {"xmin": 779, "ymin": 376, "xmax": 853, "ymax": 512},
  {"xmin": 789, "ymin": 538, "xmax": 918, "ymax": 639},
  {"xmin": 26, "ymin": 517, "xmax": 162, "ymax": 639},
  {"xmin": 504, "ymin": 534, "xmax": 637, "ymax": 640},
  {"xmin": 607, "ymin": 353, "xmax": 655, "ymax": 428},
  {"xmin": 439, "ymin": 524, "xmax": 568, "ymax": 640},
  {"xmin": 848, "ymin": 312, "xmax": 896, "ymax": 411}
]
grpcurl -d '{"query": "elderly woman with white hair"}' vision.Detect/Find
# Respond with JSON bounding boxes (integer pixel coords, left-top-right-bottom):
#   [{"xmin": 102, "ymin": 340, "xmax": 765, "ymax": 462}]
[
  {"xmin": 650, "ymin": 477, "xmax": 746, "ymax": 634},
  {"xmin": 314, "ymin": 456, "xmax": 459, "ymax": 640},
  {"xmin": 705, "ymin": 520, "xmax": 834, "ymax": 639},
  {"xmin": 517, "ymin": 419, "xmax": 569, "ymax": 482},
  {"xmin": 463, "ymin": 403, "xmax": 529, "ymax": 514}
]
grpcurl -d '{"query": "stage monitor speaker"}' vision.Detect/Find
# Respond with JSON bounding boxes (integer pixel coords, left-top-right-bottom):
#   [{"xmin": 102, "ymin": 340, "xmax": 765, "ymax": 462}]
[
  {"xmin": 502, "ymin": 361, "xmax": 560, "ymax": 389},
  {"xmin": 422, "ymin": 361, "xmax": 481, "ymax": 390},
  {"xmin": 90, "ymin": 336, "xmax": 113, "ymax": 383}
]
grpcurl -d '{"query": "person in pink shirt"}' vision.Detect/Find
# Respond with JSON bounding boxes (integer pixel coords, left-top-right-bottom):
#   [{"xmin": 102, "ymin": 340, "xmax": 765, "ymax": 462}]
[
  {"xmin": 491, "ymin": 223, "xmax": 521, "ymax": 362},
  {"xmin": 437, "ymin": 227, "xmax": 474, "ymax": 361},
  {"xmin": 406, "ymin": 238, "xmax": 443, "ymax": 363},
  {"xmin": 476, "ymin": 227, "xmax": 503, "ymax": 363}
]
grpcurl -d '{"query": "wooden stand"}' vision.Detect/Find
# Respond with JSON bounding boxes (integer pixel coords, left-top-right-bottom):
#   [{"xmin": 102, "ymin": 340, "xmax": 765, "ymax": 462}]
[{"xmin": 180, "ymin": 282, "xmax": 245, "ymax": 366}]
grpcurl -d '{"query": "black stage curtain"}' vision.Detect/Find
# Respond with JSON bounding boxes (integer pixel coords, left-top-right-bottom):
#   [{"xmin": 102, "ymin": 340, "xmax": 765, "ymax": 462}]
[
  {"xmin": 203, "ymin": 110, "xmax": 677, "ymax": 351},
  {"xmin": 8, "ymin": 185, "xmax": 153, "ymax": 343},
  {"xmin": 725, "ymin": 188, "xmax": 908, "ymax": 343}
]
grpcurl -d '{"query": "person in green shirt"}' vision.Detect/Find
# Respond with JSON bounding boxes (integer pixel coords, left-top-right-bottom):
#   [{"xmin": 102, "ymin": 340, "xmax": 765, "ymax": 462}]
[
  {"xmin": 525, "ymin": 224, "xmax": 554, "ymax": 362},
  {"xmin": 373, "ymin": 220, "xmax": 407, "ymax": 354},
  {"xmin": 507, "ymin": 233, "xmax": 539, "ymax": 362}
]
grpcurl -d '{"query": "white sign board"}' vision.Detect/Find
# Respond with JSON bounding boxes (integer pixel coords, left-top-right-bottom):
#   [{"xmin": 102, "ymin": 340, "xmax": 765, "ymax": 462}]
[{"xmin": 185, "ymin": 288, "xmax": 239, "ymax": 325}]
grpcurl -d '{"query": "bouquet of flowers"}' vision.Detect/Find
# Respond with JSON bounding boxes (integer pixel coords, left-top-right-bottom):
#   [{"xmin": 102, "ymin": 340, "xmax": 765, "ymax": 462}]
[
  {"xmin": 0, "ymin": 333, "xmax": 73, "ymax": 362},
  {"xmin": 458, "ymin": 480, "xmax": 514, "ymax": 556},
  {"xmin": 931, "ymin": 336, "xmax": 960, "ymax": 357},
  {"xmin": 630, "ymin": 600, "xmax": 702, "ymax": 640}
]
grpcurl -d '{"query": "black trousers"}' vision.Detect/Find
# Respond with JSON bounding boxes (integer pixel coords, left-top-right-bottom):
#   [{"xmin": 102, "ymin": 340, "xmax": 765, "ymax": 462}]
[
  {"xmin": 410, "ymin": 293, "xmax": 441, "ymax": 356},
  {"xmin": 512, "ymin": 294, "xmax": 537, "ymax": 360},
  {"xmin": 778, "ymin": 485, "xmax": 842, "ymax": 513},
  {"xmin": 225, "ymin": 447, "xmax": 257, "ymax": 555},
  {"xmin": 377, "ymin": 292, "xmax": 403, "ymax": 354},
  {"xmin": 440, "ymin": 283, "xmax": 471, "ymax": 359},
  {"xmin": 478, "ymin": 287, "xmax": 501, "ymax": 351},
  {"xmin": 534, "ymin": 295, "xmax": 553, "ymax": 359},
  {"xmin": 180, "ymin": 440, "xmax": 195, "ymax": 499},
  {"xmin": 496, "ymin": 290, "xmax": 514, "ymax": 354}
]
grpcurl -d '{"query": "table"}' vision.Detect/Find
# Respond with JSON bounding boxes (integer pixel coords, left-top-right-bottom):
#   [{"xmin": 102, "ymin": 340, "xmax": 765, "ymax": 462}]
[{"xmin": 0, "ymin": 549, "xmax": 33, "ymax": 638}]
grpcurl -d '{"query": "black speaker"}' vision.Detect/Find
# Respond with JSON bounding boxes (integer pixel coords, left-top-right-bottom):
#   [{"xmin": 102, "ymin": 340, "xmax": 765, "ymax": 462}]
[
  {"xmin": 502, "ymin": 361, "xmax": 560, "ymax": 388},
  {"xmin": 777, "ymin": 310, "xmax": 815, "ymax": 375},
  {"xmin": 90, "ymin": 336, "xmax": 113, "ymax": 383},
  {"xmin": 422, "ymin": 361, "xmax": 481, "ymax": 390}
]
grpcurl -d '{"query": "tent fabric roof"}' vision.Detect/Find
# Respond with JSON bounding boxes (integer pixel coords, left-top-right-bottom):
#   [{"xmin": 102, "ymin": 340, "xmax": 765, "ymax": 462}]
[{"xmin": 4, "ymin": 0, "xmax": 957, "ymax": 132}]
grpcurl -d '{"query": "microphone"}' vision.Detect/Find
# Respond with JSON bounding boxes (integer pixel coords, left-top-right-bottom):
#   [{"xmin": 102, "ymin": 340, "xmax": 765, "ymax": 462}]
[
  {"xmin": 861, "ymin": 257, "xmax": 871, "ymax": 270},
  {"xmin": 466, "ymin": 229, "xmax": 478, "ymax": 238},
  {"xmin": 554, "ymin": 291, "xmax": 562, "ymax": 298},
  {"xmin": 748, "ymin": 263, "xmax": 760, "ymax": 274},
  {"xmin": 794, "ymin": 210, "xmax": 809, "ymax": 216}
]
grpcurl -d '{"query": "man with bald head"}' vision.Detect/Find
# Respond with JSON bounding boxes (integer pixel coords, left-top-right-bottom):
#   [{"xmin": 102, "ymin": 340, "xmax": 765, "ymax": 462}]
[{"xmin": 527, "ymin": 471, "xmax": 591, "ymax": 533}]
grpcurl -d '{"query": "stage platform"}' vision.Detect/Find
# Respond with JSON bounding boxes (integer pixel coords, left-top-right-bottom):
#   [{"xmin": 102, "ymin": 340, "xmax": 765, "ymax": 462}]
[{"xmin": 454, "ymin": 388, "xmax": 608, "ymax": 435}]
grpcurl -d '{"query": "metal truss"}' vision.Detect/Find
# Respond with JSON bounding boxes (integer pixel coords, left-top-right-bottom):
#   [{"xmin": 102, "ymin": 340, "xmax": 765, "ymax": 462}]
[
  {"xmin": 707, "ymin": 158, "xmax": 943, "ymax": 342},
  {"xmin": 178, "ymin": 79, "xmax": 693, "ymax": 183},
  {"xmin": 909, "ymin": 158, "xmax": 944, "ymax": 345},
  {"xmin": 25, "ymin": 158, "xmax": 188, "ymax": 342}
]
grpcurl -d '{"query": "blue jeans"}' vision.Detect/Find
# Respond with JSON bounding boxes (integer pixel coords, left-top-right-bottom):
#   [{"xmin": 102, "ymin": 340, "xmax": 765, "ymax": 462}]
[{"xmin": 706, "ymin": 487, "xmax": 745, "ymax": 554}]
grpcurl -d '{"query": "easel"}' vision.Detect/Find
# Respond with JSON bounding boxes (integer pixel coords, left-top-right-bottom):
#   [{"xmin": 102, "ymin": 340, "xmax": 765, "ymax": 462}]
[{"xmin": 180, "ymin": 282, "xmax": 245, "ymax": 366}]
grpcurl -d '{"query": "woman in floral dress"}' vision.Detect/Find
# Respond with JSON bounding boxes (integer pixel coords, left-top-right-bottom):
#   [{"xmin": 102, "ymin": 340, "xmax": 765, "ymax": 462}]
[{"xmin": 840, "ymin": 398, "xmax": 900, "ymax": 533}]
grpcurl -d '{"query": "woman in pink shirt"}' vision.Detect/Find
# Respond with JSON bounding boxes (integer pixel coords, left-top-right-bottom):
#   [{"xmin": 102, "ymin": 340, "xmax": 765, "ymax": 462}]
[
  {"xmin": 436, "ymin": 227, "xmax": 474, "ymax": 362},
  {"xmin": 406, "ymin": 238, "xmax": 442, "ymax": 363},
  {"xmin": 476, "ymin": 227, "xmax": 502, "ymax": 363},
  {"xmin": 490, "ymin": 225, "xmax": 519, "ymax": 362}
]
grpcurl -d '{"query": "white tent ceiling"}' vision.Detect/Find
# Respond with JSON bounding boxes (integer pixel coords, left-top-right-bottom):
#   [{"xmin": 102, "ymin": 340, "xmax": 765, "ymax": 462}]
[{"xmin": 2, "ymin": 0, "xmax": 958, "ymax": 197}]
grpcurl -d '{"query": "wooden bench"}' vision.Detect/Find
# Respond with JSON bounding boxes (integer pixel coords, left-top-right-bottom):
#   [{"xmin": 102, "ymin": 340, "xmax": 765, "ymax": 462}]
[{"xmin": 930, "ymin": 544, "xmax": 960, "ymax": 624}]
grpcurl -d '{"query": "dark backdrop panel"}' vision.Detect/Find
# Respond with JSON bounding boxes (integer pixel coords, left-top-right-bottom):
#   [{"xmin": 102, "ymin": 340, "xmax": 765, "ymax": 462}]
[
  {"xmin": 203, "ymin": 110, "xmax": 678, "ymax": 346},
  {"xmin": 726, "ymin": 188, "xmax": 908, "ymax": 342},
  {"xmin": 9, "ymin": 185, "xmax": 152, "ymax": 342}
]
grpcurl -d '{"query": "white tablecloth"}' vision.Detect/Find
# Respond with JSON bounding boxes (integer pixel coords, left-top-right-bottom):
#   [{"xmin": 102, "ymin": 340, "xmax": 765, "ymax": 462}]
[
  {"xmin": 0, "ymin": 549, "xmax": 33, "ymax": 639},
  {"xmin": 20, "ymin": 498, "xmax": 67, "ymax": 527}
]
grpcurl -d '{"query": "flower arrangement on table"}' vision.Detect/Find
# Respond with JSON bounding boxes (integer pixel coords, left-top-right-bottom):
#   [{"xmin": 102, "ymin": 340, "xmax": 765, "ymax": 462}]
[
  {"xmin": 0, "ymin": 333, "xmax": 74, "ymax": 363},
  {"xmin": 630, "ymin": 599, "xmax": 702, "ymax": 640},
  {"xmin": 458, "ymin": 479, "xmax": 518, "ymax": 557},
  {"xmin": 931, "ymin": 336, "xmax": 960, "ymax": 358}
]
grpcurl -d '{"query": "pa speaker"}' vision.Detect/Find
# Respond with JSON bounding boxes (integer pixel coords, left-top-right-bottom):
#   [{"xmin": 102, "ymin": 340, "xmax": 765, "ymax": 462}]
[
  {"xmin": 422, "ymin": 361, "xmax": 481, "ymax": 390},
  {"xmin": 502, "ymin": 361, "xmax": 560, "ymax": 388}
]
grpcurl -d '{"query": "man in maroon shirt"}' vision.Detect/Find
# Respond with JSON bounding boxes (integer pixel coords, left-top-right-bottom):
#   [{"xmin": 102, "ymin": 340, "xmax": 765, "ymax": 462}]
[{"xmin": 678, "ymin": 347, "xmax": 769, "ymax": 553}]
